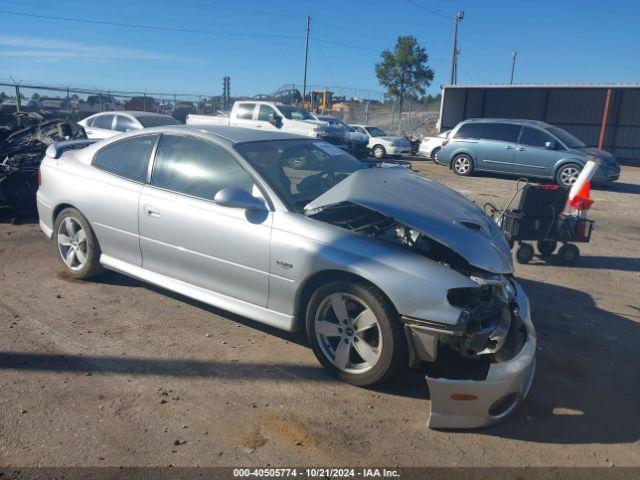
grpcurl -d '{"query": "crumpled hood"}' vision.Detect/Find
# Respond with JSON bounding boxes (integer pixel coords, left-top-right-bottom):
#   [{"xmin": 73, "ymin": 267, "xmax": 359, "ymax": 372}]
[{"xmin": 305, "ymin": 168, "xmax": 513, "ymax": 274}]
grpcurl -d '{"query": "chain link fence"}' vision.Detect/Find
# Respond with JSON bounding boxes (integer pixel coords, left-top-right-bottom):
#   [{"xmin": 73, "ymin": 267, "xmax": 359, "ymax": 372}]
[{"xmin": 0, "ymin": 81, "xmax": 220, "ymax": 130}]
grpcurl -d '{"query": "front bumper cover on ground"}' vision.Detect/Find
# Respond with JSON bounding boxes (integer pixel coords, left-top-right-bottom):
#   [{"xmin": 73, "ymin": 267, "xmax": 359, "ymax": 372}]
[{"xmin": 418, "ymin": 281, "xmax": 536, "ymax": 429}]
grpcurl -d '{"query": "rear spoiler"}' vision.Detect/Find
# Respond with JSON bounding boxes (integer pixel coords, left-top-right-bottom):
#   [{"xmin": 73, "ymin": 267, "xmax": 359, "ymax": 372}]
[{"xmin": 45, "ymin": 139, "xmax": 98, "ymax": 159}]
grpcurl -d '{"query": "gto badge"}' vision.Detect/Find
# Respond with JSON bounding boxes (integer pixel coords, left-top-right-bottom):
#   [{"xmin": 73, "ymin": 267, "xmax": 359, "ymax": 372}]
[{"xmin": 276, "ymin": 260, "xmax": 293, "ymax": 270}]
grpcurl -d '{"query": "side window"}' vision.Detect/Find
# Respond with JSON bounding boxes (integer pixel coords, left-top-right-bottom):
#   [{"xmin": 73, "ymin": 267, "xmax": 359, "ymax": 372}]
[
  {"xmin": 236, "ymin": 103, "xmax": 256, "ymax": 120},
  {"xmin": 520, "ymin": 126, "xmax": 554, "ymax": 148},
  {"xmin": 257, "ymin": 105, "xmax": 276, "ymax": 121},
  {"xmin": 482, "ymin": 123, "xmax": 521, "ymax": 143},
  {"xmin": 454, "ymin": 123, "xmax": 483, "ymax": 139},
  {"xmin": 93, "ymin": 135, "xmax": 158, "ymax": 182},
  {"xmin": 93, "ymin": 114, "xmax": 115, "ymax": 130},
  {"xmin": 151, "ymin": 135, "xmax": 254, "ymax": 201},
  {"xmin": 115, "ymin": 115, "xmax": 138, "ymax": 132}
]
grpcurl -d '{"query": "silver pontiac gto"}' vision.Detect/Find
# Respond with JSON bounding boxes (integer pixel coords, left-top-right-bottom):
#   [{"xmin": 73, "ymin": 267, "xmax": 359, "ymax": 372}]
[{"xmin": 37, "ymin": 125, "xmax": 536, "ymax": 429}]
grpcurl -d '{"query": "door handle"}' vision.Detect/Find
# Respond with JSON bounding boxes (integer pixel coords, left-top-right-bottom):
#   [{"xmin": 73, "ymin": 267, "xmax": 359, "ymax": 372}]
[
  {"xmin": 505, "ymin": 145, "xmax": 514, "ymax": 150},
  {"xmin": 143, "ymin": 204, "xmax": 161, "ymax": 218},
  {"xmin": 517, "ymin": 147, "xmax": 526, "ymax": 151}
]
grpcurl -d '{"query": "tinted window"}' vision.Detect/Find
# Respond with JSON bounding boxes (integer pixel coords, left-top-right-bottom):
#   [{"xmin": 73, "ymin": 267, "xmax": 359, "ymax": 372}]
[
  {"xmin": 93, "ymin": 114, "xmax": 114, "ymax": 130},
  {"xmin": 151, "ymin": 135, "xmax": 254, "ymax": 200},
  {"xmin": 546, "ymin": 126, "xmax": 586, "ymax": 148},
  {"xmin": 366, "ymin": 127, "xmax": 386, "ymax": 136},
  {"xmin": 520, "ymin": 126, "xmax": 554, "ymax": 148},
  {"xmin": 137, "ymin": 115, "xmax": 180, "ymax": 128},
  {"xmin": 235, "ymin": 103, "xmax": 256, "ymax": 120},
  {"xmin": 93, "ymin": 135, "xmax": 157, "ymax": 182},
  {"xmin": 115, "ymin": 115, "xmax": 138, "ymax": 132},
  {"xmin": 455, "ymin": 123, "xmax": 520, "ymax": 142},
  {"xmin": 257, "ymin": 104, "xmax": 276, "ymax": 121},
  {"xmin": 278, "ymin": 105, "xmax": 314, "ymax": 120}
]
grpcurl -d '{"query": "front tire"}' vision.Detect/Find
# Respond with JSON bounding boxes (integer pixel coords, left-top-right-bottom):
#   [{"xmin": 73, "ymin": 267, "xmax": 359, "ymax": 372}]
[
  {"xmin": 372, "ymin": 145, "xmax": 386, "ymax": 159},
  {"xmin": 431, "ymin": 146, "xmax": 441, "ymax": 163},
  {"xmin": 452, "ymin": 154, "xmax": 474, "ymax": 176},
  {"xmin": 305, "ymin": 280, "xmax": 407, "ymax": 386},
  {"xmin": 556, "ymin": 163, "xmax": 582, "ymax": 188},
  {"xmin": 53, "ymin": 208, "xmax": 103, "ymax": 279}
]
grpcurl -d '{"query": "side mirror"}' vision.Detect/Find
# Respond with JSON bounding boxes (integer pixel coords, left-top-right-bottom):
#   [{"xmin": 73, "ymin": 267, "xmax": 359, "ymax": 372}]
[
  {"xmin": 214, "ymin": 187, "xmax": 267, "ymax": 211},
  {"xmin": 544, "ymin": 140, "xmax": 556, "ymax": 150},
  {"xmin": 269, "ymin": 113, "xmax": 283, "ymax": 129}
]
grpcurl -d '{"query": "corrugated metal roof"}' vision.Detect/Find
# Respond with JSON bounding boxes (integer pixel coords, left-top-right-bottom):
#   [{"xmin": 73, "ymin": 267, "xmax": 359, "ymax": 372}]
[{"xmin": 442, "ymin": 83, "xmax": 640, "ymax": 89}]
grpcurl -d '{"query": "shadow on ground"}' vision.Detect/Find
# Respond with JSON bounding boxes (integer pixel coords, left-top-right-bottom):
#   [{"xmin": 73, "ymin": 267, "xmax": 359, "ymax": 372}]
[{"xmin": 7, "ymin": 271, "xmax": 640, "ymax": 445}]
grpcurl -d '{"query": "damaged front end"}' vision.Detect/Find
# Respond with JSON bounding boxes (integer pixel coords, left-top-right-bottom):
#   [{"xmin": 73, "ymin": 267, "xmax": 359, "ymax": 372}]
[{"xmin": 305, "ymin": 168, "xmax": 536, "ymax": 429}]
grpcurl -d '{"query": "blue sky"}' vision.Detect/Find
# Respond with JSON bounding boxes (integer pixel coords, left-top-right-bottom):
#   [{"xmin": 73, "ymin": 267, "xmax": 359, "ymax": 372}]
[{"xmin": 1, "ymin": 0, "xmax": 638, "ymax": 99}]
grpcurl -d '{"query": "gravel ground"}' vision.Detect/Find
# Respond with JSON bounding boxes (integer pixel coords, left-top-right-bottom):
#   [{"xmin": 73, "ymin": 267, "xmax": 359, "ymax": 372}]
[{"xmin": 0, "ymin": 161, "xmax": 639, "ymax": 468}]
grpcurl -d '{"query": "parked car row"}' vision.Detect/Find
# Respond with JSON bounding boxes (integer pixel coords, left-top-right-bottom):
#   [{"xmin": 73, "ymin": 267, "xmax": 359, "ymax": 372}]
[{"xmin": 420, "ymin": 118, "xmax": 620, "ymax": 187}]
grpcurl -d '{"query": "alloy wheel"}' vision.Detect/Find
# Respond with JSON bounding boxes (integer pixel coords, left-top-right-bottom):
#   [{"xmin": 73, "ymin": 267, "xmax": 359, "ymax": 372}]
[
  {"xmin": 454, "ymin": 156, "xmax": 471, "ymax": 174},
  {"xmin": 314, "ymin": 293, "xmax": 382, "ymax": 374},
  {"xmin": 57, "ymin": 217, "xmax": 88, "ymax": 271},
  {"xmin": 560, "ymin": 166, "xmax": 580, "ymax": 186}
]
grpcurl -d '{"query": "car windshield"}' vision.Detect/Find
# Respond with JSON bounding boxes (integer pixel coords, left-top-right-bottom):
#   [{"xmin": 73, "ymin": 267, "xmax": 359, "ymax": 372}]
[
  {"xmin": 278, "ymin": 105, "xmax": 315, "ymax": 120},
  {"xmin": 546, "ymin": 126, "xmax": 586, "ymax": 148},
  {"xmin": 366, "ymin": 127, "xmax": 386, "ymax": 136},
  {"xmin": 136, "ymin": 115, "xmax": 180, "ymax": 127},
  {"xmin": 234, "ymin": 139, "xmax": 366, "ymax": 211}
]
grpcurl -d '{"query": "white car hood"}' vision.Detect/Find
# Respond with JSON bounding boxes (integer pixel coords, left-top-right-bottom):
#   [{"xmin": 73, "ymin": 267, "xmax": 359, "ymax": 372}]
[{"xmin": 305, "ymin": 168, "xmax": 513, "ymax": 274}]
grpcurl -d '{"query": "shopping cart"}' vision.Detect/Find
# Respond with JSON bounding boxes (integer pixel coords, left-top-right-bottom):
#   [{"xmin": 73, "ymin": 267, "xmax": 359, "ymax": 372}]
[{"xmin": 486, "ymin": 180, "xmax": 594, "ymax": 265}]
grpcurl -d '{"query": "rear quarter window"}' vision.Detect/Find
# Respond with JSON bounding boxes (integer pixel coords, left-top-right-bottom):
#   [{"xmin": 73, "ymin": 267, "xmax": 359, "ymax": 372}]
[{"xmin": 93, "ymin": 135, "xmax": 158, "ymax": 182}]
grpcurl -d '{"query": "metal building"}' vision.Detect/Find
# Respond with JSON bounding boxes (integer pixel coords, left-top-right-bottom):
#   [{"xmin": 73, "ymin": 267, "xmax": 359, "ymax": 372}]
[{"xmin": 439, "ymin": 84, "xmax": 640, "ymax": 165}]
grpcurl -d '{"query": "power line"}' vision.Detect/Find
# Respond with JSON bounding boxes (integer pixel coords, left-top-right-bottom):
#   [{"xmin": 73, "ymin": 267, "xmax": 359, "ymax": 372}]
[
  {"xmin": 311, "ymin": 37, "xmax": 380, "ymax": 54},
  {"xmin": 4, "ymin": 0, "xmax": 302, "ymax": 32},
  {"xmin": 404, "ymin": 0, "xmax": 452, "ymax": 20},
  {"xmin": 0, "ymin": 9, "xmax": 302, "ymax": 39}
]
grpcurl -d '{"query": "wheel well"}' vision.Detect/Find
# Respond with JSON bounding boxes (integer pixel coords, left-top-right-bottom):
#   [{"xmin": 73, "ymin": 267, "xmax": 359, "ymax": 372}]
[
  {"xmin": 52, "ymin": 203, "xmax": 75, "ymax": 223},
  {"xmin": 553, "ymin": 161, "xmax": 582, "ymax": 177},
  {"xmin": 372, "ymin": 144, "xmax": 385, "ymax": 151},
  {"xmin": 294, "ymin": 270, "xmax": 395, "ymax": 327}
]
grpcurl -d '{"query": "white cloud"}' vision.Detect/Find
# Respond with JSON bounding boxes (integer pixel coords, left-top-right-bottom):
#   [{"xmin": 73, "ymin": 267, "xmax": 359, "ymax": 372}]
[{"xmin": 0, "ymin": 35, "xmax": 185, "ymax": 62}]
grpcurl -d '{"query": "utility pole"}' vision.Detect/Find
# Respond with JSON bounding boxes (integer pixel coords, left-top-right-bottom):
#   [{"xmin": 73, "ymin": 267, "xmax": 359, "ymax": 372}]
[
  {"xmin": 449, "ymin": 11, "xmax": 464, "ymax": 85},
  {"xmin": 302, "ymin": 16, "xmax": 311, "ymax": 104},
  {"xmin": 510, "ymin": 51, "xmax": 517, "ymax": 84}
]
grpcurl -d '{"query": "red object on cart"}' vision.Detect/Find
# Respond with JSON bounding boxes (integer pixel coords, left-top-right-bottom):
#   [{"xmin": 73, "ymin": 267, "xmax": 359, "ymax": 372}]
[{"xmin": 569, "ymin": 181, "xmax": 594, "ymax": 211}]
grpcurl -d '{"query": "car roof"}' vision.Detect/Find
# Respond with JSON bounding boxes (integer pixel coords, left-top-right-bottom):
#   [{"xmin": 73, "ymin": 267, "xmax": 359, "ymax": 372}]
[
  {"xmin": 139, "ymin": 124, "xmax": 309, "ymax": 143},
  {"xmin": 89, "ymin": 110, "xmax": 170, "ymax": 118},
  {"xmin": 462, "ymin": 118, "xmax": 551, "ymax": 128}
]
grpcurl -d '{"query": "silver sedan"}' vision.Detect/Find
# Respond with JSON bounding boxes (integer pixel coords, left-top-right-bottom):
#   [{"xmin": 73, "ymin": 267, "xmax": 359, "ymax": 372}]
[{"xmin": 37, "ymin": 125, "xmax": 536, "ymax": 428}]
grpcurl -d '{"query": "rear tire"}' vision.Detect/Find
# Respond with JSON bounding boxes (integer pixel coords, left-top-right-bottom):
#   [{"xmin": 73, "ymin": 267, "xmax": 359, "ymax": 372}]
[
  {"xmin": 53, "ymin": 208, "xmax": 103, "ymax": 279},
  {"xmin": 537, "ymin": 240, "xmax": 557, "ymax": 256},
  {"xmin": 516, "ymin": 243, "xmax": 534, "ymax": 264},
  {"xmin": 305, "ymin": 280, "xmax": 407, "ymax": 386},
  {"xmin": 558, "ymin": 244, "xmax": 580, "ymax": 265},
  {"xmin": 452, "ymin": 154, "xmax": 474, "ymax": 176},
  {"xmin": 431, "ymin": 147, "xmax": 441, "ymax": 163}
]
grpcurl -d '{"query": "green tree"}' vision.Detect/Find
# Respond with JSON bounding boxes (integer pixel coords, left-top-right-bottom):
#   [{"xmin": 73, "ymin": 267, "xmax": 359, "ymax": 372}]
[
  {"xmin": 31, "ymin": 93, "xmax": 41, "ymax": 100},
  {"xmin": 375, "ymin": 35, "xmax": 434, "ymax": 118}
]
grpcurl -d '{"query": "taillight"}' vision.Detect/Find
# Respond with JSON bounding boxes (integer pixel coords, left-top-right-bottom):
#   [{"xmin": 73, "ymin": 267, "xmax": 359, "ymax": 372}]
[{"xmin": 37, "ymin": 168, "xmax": 42, "ymax": 186}]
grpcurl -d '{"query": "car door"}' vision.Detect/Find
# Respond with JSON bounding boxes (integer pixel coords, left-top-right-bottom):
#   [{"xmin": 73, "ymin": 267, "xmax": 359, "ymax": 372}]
[
  {"xmin": 85, "ymin": 114, "xmax": 116, "ymax": 139},
  {"xmin": 138, "ymin": 133, "xmax": 272, "ymax": 307},
  {"xmin": 254, "ymin": 104, "xmax": 279, "ymax": 131},
  {"xmin": 475, "ymin": 123, "xmax": 521, "ymax": 173},
  {"xmin": 86, "ymin": 134, "xmax": 159, "ymax": 267},
  {"xmin": 515, "ymin": 126, "xmax": 563, "ymax": 178}
]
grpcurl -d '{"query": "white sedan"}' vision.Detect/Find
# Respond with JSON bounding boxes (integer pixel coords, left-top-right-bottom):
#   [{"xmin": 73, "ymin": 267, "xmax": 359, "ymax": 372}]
[
  {"xmin": 78, "ymin": 111, "xmax": 180, "ymax": 139},
  {"xmin": 418, "ymin": 130, "xmax": 450, "ymax": 163}
]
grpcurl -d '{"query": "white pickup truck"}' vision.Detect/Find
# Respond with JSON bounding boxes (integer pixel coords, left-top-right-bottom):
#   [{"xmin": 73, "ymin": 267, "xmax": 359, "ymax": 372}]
[{"xmin": 187, "ymin": 101, "xmax": 345, "ymax": 145}]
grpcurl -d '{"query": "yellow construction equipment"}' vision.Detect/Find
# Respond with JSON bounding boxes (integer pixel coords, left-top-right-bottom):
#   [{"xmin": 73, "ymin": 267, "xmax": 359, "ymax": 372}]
[{"xmin": 304, "ymin": 89, "xmax": 333, "ymax": 113}]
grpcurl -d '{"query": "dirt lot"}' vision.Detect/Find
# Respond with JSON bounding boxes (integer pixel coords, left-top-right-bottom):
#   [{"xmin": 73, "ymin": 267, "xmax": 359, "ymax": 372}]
[{"xmin": 1, "ymin": 161, "xmax": 639, "ymax": 468}]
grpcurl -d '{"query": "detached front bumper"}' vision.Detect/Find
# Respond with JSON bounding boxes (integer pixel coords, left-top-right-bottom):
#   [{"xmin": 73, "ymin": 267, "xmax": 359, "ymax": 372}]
[{"xmin": 406, "ymin": 281, "xmax": 536, "ymax": 429}]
